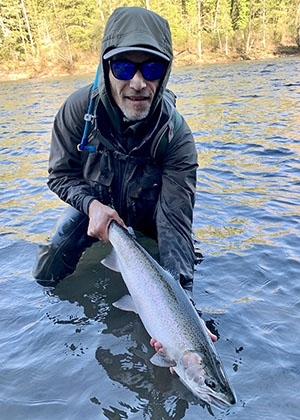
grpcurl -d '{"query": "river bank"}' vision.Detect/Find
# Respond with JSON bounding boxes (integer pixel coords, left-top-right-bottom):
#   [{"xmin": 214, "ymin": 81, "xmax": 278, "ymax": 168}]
[{"xmin": 1, "ymin": 45, "xmax": 299, "ymax": 83}]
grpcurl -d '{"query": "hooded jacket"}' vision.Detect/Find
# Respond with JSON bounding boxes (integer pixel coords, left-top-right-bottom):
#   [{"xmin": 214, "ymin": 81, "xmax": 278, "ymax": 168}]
[{"xmin": 48, "ymin": 7, "xmax": 198, "ymax": 291}]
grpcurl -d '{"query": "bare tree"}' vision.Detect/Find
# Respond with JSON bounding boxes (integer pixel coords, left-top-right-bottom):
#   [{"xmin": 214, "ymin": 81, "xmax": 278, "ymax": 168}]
[{"xmin": 20, "ymin": 0, "xmax": 35, "ymax": 55}]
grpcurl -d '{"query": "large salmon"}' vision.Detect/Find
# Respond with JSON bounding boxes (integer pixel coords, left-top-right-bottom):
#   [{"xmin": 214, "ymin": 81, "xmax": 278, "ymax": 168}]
[{"xmin": 101, "ymin": 221, "xmax": 236, "ymax": 408}]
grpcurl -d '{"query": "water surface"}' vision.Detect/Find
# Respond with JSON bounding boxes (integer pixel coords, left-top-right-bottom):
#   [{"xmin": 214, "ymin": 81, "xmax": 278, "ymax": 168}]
[{"xmin": 1, "ymin": 57, "xmax": 300, "ymax": 419}]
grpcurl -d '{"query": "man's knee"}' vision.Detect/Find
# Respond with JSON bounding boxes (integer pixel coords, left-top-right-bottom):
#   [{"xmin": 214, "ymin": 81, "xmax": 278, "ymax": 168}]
[
  {"xmin": 32, "ymin": 206, "xmax": 95, "ymax": 285},
  {"xmin": 32, "ymin": 241, "xmax": 74, "ymax": 285}
]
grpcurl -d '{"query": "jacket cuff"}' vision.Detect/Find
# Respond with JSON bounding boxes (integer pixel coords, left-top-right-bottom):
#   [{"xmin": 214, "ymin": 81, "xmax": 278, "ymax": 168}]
[{"xmin": 82, "ymin": 196, "xmax": 97, "ymax": 215}]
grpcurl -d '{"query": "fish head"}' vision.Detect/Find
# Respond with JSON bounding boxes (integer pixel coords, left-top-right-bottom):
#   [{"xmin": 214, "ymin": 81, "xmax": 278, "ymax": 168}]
[{"xmin": 177, "ymin": 350, "xmax": 236, "ymax": 409}]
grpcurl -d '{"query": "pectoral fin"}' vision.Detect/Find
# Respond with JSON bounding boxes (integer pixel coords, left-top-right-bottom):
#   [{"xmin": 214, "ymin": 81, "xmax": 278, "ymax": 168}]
[
  {"xmin": 112, "ymin": 295, "xmax": 137, "ymax": 314},
  {"xmin": 101, "ymin": 248, "xmax": 121, "ymax": 272},
  {"xmin": 150, "ymin": 349, "xmax": 177, "ymax": 368}
]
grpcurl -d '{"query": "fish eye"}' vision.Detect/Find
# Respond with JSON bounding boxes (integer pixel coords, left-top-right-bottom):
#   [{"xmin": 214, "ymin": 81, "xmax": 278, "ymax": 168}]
[{"xmin": 205, "ymin": 377, "xmax": 217, "ymax": 390}]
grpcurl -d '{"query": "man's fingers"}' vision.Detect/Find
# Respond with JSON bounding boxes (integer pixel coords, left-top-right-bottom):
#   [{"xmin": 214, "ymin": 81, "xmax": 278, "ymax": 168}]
[
  {"xmin": 150, "ymin": 338, "xmax": 163, "ymax": 352},
  {"xmin": 87, "ymin": 200, "xmax": 125, "ymax": 242}
]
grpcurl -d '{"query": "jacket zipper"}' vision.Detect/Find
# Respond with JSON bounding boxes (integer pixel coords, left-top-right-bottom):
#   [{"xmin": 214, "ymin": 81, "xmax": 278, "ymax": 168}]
[{"xmin": 116, "ymin": 158, "xmax": 137, "ymax": 220}]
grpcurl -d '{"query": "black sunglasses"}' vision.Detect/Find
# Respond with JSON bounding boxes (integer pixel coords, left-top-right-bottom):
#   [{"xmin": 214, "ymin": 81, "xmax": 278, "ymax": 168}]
[{"xmin": 110, "ymin": 60, "xmax": 167, "ymax": 81}]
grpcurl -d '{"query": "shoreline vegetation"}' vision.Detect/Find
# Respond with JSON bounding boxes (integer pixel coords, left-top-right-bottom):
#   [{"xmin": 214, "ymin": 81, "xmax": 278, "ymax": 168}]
[
  {"xmin": 2, "ymin": 44, "xmax": 299, "ymax": 83},
  {"xmin": 2, "ymin": 1, "xmax": 300, "ymax": 83}
]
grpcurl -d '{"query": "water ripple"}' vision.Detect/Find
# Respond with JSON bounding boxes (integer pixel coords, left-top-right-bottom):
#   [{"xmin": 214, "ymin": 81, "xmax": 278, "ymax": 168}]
[{"xmin": 1, "ymin": 58, "xmax": 300, "ymax": 419}]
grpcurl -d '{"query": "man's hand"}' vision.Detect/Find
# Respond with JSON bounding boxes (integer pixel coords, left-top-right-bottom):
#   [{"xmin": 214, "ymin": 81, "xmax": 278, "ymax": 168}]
[{"xmin": 87, "ymin": 200, "xmax": 125, "ymax": 242}]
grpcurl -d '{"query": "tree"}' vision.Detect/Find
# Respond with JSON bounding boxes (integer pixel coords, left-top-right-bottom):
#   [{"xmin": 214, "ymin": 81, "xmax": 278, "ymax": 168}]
[{"xmin": 213, "ymin": 0, "xmax": 234, "ymax": 55}]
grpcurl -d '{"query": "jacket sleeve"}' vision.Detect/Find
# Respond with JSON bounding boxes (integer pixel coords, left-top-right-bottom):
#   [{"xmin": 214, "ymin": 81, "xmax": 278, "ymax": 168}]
[
  {"xmin": 47, "ymin": 84, "xmax": 98, "ymax": 215},
  {"xmin": 156, "ymin": 118, "xmax": 198, "ymax": 292}
]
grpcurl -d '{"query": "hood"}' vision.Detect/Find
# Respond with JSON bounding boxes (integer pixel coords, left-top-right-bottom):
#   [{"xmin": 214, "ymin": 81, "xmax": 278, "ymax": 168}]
[{"xmin": 98, "ymin": 7, "xmax": 173, "ymax": 134}]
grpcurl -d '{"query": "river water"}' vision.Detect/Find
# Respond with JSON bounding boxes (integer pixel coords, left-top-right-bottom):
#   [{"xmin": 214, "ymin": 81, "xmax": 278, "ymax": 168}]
[{"xmin": 0, "ymin": 56, "xmax": 299, "ymax": 420}]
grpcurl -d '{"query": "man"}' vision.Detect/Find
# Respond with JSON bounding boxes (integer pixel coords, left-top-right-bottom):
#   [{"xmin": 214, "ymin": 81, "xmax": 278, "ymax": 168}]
[
  {"xmin": 33, "ymin": 5, "xmax": 217, "ymax": 346},
  {"xmin": 33, "ymin": 6, "xmax": 197, "ymax": 295}
]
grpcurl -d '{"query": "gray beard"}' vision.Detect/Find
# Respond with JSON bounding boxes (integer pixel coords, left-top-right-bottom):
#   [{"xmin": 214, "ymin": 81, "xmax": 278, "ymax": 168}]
[{"xmin": 122, "ymin": 108, "xmax": 150, "ymax": 121}]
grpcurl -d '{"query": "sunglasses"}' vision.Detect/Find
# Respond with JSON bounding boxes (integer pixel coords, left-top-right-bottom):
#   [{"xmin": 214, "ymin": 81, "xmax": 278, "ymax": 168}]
[{"xmin": 110, "ymin": 60, "xmax": 167, "ymax": 81}]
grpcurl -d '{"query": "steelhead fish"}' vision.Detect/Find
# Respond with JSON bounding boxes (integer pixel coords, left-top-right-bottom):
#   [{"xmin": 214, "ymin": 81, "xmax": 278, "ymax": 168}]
[{"xmin": 101, "ymin": 221, "xmax": 236, "ymax": 408}]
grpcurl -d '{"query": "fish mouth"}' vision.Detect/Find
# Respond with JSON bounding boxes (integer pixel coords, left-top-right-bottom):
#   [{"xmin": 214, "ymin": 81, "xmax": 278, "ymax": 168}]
[
  {"xmin": 180, "ymin": 375, "xmax": 236, "ymax": 409},
  {"xmin": 196, "ymin": 387, "xmax": 237, "ymax": 409},
  {"xmin": 209, "ymin": 394, "xmax": 236, "ymax": 409}
]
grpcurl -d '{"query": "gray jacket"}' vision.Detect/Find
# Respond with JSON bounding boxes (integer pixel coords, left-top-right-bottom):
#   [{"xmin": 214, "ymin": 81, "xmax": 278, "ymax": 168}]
[{"xmin": 48, "ymin": 7, "xmax": 198, "ymax": 291}]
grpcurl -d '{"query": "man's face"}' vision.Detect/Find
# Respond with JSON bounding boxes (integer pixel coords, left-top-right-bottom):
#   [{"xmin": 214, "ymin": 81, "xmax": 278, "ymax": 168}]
[{"xmin": 108, "ymin": 52, "xmax": 163, "ymax": 121}]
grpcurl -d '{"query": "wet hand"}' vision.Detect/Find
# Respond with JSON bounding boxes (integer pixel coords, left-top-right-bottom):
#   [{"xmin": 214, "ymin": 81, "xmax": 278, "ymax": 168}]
[{"xmin": 87, "ymin": 200, "xmax": 125, "ymax": 242}]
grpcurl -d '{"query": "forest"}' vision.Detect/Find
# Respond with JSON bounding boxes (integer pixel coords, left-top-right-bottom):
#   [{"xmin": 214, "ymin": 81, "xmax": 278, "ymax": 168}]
[{"xmin": 1, "ymin": 0, "xmax": 300, "ymax": 79}]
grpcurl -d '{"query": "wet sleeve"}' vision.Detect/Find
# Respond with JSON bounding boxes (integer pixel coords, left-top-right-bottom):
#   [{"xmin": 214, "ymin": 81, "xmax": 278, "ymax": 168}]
[
  {"xmin": 156, "ymin": 119, "xmax": 198, "ymax": 292},
  {"xmin": 47, "ymin": 84, "xmax": 98, "ymax": 214}
]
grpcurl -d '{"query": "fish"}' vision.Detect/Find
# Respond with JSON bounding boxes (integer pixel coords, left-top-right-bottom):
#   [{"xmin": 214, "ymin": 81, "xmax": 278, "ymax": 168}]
[{"xmin": 101, "ymin": 221, "xmax": 236, "ymax": 408}]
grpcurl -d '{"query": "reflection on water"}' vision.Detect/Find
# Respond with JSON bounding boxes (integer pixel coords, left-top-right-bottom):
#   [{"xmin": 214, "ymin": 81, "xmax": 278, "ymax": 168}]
[
  {"xmin": 0, "ymin": 57, "xmax": 300, "ymax": 419},
  {"xmin": 177, "ymin": 60, "xmax": 300, "ymax": 258},
  {"xmin": 45, "ymin": 243, "xmax": 205, "ymax": 419}
]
